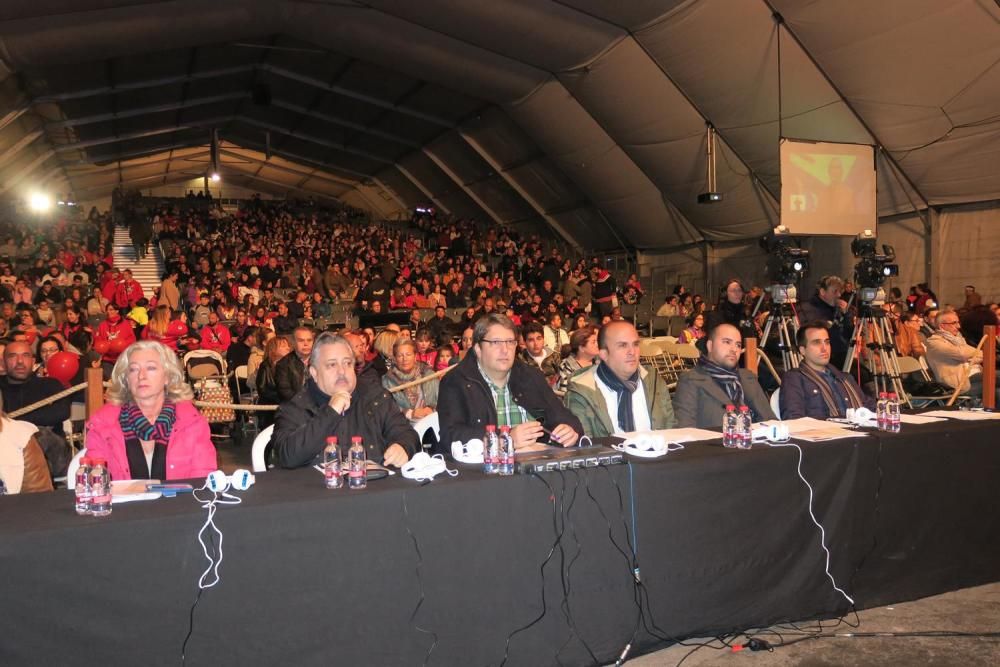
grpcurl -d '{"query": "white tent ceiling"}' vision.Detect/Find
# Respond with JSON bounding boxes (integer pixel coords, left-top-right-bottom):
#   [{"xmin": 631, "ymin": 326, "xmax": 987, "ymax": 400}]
[{"xmin": 0, "ymin": 0, "xmax": 997, "ymax": 251}]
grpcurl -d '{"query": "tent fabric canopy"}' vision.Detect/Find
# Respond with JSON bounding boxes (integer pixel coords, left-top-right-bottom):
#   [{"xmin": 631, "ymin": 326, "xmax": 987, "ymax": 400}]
[{"xmin": 0, "ymin": 0, "xmax": 997, "ymax": 251}]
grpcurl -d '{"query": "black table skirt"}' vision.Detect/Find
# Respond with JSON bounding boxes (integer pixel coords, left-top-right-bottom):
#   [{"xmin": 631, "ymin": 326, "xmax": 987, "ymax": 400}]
[{"xmin": 1, "ymin": 419, "xmax": 998, "ymax": 666}]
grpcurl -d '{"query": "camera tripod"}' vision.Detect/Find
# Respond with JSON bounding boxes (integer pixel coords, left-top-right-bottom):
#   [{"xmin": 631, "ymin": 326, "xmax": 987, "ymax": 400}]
[
  {"xmin": 751, "ymin": 285, "xmax": 802, "ymax": 373},
  {"xmin": 842, "ymin": 302, "xmax": 910, "ymax": 408}
]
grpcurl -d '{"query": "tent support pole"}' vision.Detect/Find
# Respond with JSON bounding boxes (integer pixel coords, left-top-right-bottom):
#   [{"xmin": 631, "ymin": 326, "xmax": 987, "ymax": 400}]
[{"xmin": 702, "ymin": 241, "xmax": 713, "ymax": 298}]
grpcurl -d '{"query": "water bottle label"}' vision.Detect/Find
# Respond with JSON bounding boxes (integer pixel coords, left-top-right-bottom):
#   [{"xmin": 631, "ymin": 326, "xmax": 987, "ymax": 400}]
[
  {"xmin": 349, "ymin": 469, "xmax": 364, "ymax": 478},
  {"xmin": 91, "ymin": 492, "xmax": 111, "ymax": 504}
]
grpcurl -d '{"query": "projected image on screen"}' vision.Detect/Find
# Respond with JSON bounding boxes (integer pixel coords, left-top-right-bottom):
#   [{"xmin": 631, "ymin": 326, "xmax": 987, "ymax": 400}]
[{"xmin": 780, "ymin": 139, "xmax": 876, "ymax": 236}]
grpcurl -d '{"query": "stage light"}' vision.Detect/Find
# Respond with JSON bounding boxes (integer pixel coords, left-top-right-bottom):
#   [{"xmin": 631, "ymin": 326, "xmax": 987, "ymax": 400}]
[
  {"xmin": 210, "ymin": 172, "xmax": 221, "ymax": 182},
  {"xmin": 29, "ymin": 192, "xmax": 51, "ymax": 212}
]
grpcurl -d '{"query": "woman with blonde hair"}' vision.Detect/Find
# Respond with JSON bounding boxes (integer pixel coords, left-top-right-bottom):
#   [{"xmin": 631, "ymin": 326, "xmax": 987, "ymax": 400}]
[
  {"xmin": 85, "ymin": 340, "xmax": 216, "ymax": 481},
  {"xmin": 255, "ymin": 334, "xmax": 291, "ymax": 429},
  {"xmin": 141, "ymin": 304, "xmax": 186, "ymax": 351},
  {"xmin": 372, "ymin": 328, "xmax": 400, "ymax": 370},
  {"xmin": 0, "ymin": 392, "xmax": 54, "ymax": 494}
]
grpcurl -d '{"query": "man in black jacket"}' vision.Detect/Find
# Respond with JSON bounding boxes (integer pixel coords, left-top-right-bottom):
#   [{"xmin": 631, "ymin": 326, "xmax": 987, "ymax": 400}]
[
  {"xmin": 272, "ymin": 332, "xmax": 416, "ymax": 469},
  {"xmin": 274, "ymin": 326, "xmax": 314, "ymax": 402},
  {"xmin": 436, "ymin": 313, "xmax": 582, "ymax": 455}
]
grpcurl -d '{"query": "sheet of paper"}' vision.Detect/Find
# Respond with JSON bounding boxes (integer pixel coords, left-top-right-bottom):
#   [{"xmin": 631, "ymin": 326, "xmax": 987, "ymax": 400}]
[
  {"xmin": 898, "ymin": 414, "xmax": 948, "ymax": 424},
  {"xmin": 620, "ymin": 427, "xmax": 721, "ymax": 443},
  {"xmin": 918, "ymin": 409, "xmax": 1000, "ymax": 421}
]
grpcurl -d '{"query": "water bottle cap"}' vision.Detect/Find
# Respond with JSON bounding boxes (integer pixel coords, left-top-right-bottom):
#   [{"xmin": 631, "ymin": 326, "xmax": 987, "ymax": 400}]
[
  {"xmin": 500, "ymin": 425, "xmax": 511, "ymax": 433},
  {"xmin": 725, "ymin": 404, "xmax": 735, "ymax": 410},
  {"xmin": 326, "ymin": 436, "xmax": 338, "ymax": 445},
  {"xmin": 879, "ymin": 392, "xmax": 888, "ymax": 398},
  {"xmin": 888, "ymin": 392, "xmax": 897, "ymax": 399},
  {"xmin": 485, "ymin": 424, "xmax": 496, "ymax": 432},
  {"xmin": 80, "ymin": 457, "xmax": 91, "ymax": 466},
  {"xmin": 92, "ymin": 458, "xmax": 106, "ymax": 465},
  {"xmin": 350, "ymin": 436, "xmax": 362, "ymax": 443},
  {"xmin": 739, "ymin": 405, "xmax": 750, "ymax": 412}
]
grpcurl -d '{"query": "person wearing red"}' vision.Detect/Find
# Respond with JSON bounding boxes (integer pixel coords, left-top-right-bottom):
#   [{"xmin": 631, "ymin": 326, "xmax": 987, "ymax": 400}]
[
  {"xmin": 114, "ymin": 269, "xmax": 144, "ymax": 309},
  {"xmin": 101, "ymin": 267, "xmax": 120, "ymax": 302},
  {"xmin": 94, "ymin": 303, "xmax": 136, "ymax": 366},
  {"xmin": 199, "ymin": 311, "xmax": 232, "ymax": 354},
  {"xmin": 85, "ymin": 340, "xmax": 217, "ymax": 481}
]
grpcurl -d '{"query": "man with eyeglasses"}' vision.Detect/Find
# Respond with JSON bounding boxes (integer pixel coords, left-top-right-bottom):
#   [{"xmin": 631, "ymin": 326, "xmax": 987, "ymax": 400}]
[
  {"xmin": 437, "ymin": 313, "xmax": 582, "ymax": 454},
  {"xmin": 925, "ymin": 310, "xmax": 997, "ymax": 402},
  {"xmin": 673, "ymin": 323, "xmax": 776, "ymax": 429}
]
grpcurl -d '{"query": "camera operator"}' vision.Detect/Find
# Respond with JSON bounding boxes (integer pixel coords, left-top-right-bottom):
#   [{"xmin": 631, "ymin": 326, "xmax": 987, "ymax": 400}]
[{"xmin": 798, "ymin": 275, "xmax": 853, "ymax": 369}]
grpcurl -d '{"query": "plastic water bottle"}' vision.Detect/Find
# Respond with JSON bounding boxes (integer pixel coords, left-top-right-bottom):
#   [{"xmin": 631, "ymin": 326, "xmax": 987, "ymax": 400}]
[
  {"xmin": 75, "ymin": 457, "xmax": 93, "ymax": 515},
  {"xmin": 498, "ymin": 425, "xmax": 514, "ymax": 476},
  {"xmin": 876, "ymin": 392, "xmax": 888, "ymax": 431},
  {"xmin": 722, "ymin": 404, "xmax": 737, "ymax": 448},
  {"xmin": 89, "ymin": 459, "xmax": 112, "ymax": 517},
  {"xmin": 887, "ymin": 393, "xmax": 901, "ymax": 433},
  {"xmin": 738, "ymin": 405, "xmax": 753, "ymax": 449},
  {"xmin": 483, "ymin": 424, "xmax": 499, "ymax": 475},
  {"xmin": 323, "ymin": 437, "xmax": 343, "ymax": 489},
  {"xmin": 348, "ymin": 436, "xmax": 366, "ymax": 489}
]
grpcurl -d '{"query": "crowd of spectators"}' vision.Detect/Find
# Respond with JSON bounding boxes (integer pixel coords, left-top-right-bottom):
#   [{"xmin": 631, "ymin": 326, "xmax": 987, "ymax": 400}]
[{"xmin": 1, "ymin": 190, "xmax": 999, "ymax": 493}]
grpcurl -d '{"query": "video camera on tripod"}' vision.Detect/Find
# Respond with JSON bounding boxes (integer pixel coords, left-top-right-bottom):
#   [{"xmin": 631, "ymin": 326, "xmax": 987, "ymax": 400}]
[
  {"xmin": 754, "ymin": 226, "xmax": 811, "ymax": 372},
  {"xmin": 851, "ymin": 229, "xmax": 899, "ymax": 305},
  {"xmin": 761, "ymin": 225, "xmax": 810, "ymax": 304}
]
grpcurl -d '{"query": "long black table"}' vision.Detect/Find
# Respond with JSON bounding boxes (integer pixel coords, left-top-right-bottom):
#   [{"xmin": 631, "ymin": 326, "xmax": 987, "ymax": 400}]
[{"xmin": 2, "ymin": 418, "xmax": 999, "ymax": 666}]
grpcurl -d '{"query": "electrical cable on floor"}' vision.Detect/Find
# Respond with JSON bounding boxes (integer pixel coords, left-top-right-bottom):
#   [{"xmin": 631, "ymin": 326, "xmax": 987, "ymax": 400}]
[{"xmin": 587, "ymin": 464, "xmax": 736, "ymax": 665}]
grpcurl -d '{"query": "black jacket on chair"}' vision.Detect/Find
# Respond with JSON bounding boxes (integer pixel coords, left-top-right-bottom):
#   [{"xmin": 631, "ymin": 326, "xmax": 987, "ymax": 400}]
[{"xmin": 435, "ymin": 351, "xmax": 583, "ymax": 455}]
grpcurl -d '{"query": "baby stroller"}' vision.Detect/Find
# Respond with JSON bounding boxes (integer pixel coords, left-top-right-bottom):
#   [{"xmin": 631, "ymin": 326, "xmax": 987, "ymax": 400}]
[{"xmin": 183, "ymin": 350, "xmax": 235, "ymax": 437}]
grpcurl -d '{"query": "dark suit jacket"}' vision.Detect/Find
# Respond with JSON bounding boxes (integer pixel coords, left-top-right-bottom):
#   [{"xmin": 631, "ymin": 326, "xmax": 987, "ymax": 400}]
[
  {"xmin": 779, "ymin": 366, "xmax": 875, "ymax": 419},
  {"xmin": 673, "ymin": 365, "xmax": 775, "ymax": 429}
]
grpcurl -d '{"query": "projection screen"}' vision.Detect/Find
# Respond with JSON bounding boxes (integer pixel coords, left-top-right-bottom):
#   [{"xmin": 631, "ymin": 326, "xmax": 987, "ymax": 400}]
[{"xmin": 780, "ymin": 139, "xmax": 877, "ymax": 236}]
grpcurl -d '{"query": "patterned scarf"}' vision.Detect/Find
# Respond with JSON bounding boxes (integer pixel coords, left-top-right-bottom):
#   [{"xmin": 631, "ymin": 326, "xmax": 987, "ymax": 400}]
[
  {"xmin": 385, "ymin": 366, "xmax": 424, "ymax": 410},
  {"xmin": 698, "ymin": 357, "xmax": 744, "ymax": 407},
  {"xmin": 797, "ymin": 364, "xmax": 864, "ymax": 418},
  {"xmin": 119, "ymin": 400, "xmax": 177, "ymax": 449},
  {"xmin": 596, "ymin": 360, "xmax": 640, "ymax": 433}
]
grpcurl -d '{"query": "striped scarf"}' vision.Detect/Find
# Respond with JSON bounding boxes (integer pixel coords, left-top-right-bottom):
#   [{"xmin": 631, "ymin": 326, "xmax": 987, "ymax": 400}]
[
  {"xmin": 698, "ymin": 357, "xmax": 744, "ymax": 407},
  {"xmin": 797, "ymin": 364, "xmax": 864, "ymax": 418},
  {"xmin": 119, "ymin": 400, "xmax": 176, "ymax": 449}
]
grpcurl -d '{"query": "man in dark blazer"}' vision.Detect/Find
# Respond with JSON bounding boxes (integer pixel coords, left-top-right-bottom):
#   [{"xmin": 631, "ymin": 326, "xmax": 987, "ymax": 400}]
[
  {"xmin": 673, "ymin": 323, "xmax": 776, "ymax": 429},
  {"xmin": 779, "ymin": 322, "xmax": 875, "ymax": 420}
]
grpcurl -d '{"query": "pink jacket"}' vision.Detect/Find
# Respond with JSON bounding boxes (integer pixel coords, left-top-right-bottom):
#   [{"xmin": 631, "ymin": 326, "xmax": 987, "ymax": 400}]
[{"xmin": 85, "ymin": 401, "xmax": 217, "ymax": 481}]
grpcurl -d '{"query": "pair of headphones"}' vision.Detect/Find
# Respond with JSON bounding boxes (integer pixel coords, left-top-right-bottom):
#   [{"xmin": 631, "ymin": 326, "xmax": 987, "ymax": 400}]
[
  {"xmin": 615, "ymin": 434, "xmax": 685, "ymax": 458},
  {"xmin": 206, "ymin": 469, "xmax": 255, "ymax": 493}
]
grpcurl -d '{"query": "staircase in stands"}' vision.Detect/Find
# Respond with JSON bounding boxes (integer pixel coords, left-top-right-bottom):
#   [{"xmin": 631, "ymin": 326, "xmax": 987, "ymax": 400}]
[{"xmin": 112, "ymin": 226, "xmax": 163, "ymax": 298}]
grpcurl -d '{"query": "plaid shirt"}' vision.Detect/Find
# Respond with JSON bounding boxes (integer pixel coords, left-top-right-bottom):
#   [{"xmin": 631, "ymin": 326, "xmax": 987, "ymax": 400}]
[{"xmin": 478, "ymin": 363, "xmax": 528, "ymax": 428}]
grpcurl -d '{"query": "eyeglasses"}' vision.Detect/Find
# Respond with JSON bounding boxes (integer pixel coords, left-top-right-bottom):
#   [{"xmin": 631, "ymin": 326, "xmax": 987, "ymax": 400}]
[
  {"xmin": 939, "ymin": 320, "xmax": 960, "ymax": 326},
  {"xmin": 481, "ymin": 339, "xmax": 518, "ymax": 348}
]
